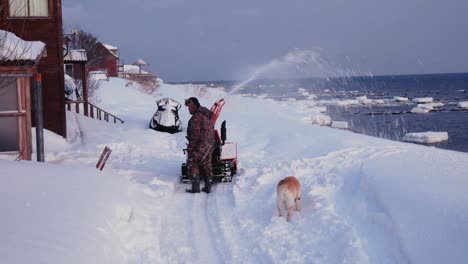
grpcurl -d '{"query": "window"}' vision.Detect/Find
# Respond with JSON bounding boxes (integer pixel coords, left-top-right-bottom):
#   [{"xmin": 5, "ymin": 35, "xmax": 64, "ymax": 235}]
[
  {"xmin": 9, "ymin": 0, "xmax": 48, "ymax": 17},
  {"xmin": 65, "ymin": 64, "xmax": 73, "ymax": 77},
  {"xmin": 0, "ymin": 78, "xmax": 19, "ymax": 151}
]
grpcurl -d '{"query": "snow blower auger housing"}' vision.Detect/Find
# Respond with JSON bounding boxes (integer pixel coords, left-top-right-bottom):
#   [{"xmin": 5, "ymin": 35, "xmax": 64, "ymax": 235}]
[{"xmin": 181, "ymin": 99, "xmax": 238, "ymax": 183}]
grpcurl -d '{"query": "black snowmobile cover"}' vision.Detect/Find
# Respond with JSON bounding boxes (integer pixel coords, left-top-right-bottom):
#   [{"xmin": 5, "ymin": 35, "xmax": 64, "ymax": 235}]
[{"xmin": 149, "ymin": 98, "xmax": 183, "ymax": 134}]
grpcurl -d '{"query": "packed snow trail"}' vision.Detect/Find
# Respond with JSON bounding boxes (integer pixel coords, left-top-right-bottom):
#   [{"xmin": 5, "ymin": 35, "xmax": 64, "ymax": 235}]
[
  {"xmin": 52, "ymin": 83, "xmax": 391, "ymax": 263},
  {"xmin": 34, "ymin": 80, "xmax": 468, "ymax": 263}
]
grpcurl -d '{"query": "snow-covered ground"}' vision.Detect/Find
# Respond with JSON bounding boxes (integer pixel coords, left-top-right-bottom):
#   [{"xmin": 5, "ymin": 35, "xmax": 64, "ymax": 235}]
[{"xmin": 2, "ymin": 77, "xmax": 468, "ymax": 264}]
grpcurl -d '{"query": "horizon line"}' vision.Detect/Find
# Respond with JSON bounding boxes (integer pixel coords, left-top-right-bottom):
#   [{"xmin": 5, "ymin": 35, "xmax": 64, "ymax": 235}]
[{"xmin": 166, "ymin": 71, "xmax": 468, "ymax": 84}]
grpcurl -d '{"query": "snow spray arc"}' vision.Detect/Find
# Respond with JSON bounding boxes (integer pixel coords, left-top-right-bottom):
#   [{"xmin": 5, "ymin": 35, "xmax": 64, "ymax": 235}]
[{"xmin": 229, "ymin": 48, "xmax": 333, "ymax": 95}]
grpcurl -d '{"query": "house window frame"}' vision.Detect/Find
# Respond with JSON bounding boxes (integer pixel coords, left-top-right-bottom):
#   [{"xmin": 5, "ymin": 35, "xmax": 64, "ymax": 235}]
[
  {"xmin": 65, "ymin": 64, "xmax": 74, "ymax": 77},
  {"xmin": 7, "ymin": 0, "xmax": 52, "ymax": 19},
  {"xmin": 0, "ymin": 76, "xmax": 30, "ymax": 158}
]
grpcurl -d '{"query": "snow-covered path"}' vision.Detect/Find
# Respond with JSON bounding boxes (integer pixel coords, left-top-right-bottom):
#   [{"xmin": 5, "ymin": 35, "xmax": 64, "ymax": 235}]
[{"xmin": 9, "ymin": 79, "xmax": 468, "ymax": 264}]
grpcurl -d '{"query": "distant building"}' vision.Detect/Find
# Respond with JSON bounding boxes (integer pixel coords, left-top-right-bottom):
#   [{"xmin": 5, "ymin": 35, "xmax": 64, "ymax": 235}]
[
  {"xmin": 89, "ymin": 43, "xmax": 119, "ymax": 77},
  {"xmin": 64, "ymin": 49, "xmax": 87, "ymax": 101},
  {"xmin": 118, "ymin": 59, "xmax": 163, "ymax": 87},
  {"xmin": 64, "ymin": 49, "xmax": 87, "ymax": 79}
]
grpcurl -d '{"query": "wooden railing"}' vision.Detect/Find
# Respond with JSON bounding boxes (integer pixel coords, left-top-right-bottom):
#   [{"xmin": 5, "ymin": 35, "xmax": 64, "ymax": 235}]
[{"xmin": 65, "ymin": 100, "xmax": 124, "ymax": 124}]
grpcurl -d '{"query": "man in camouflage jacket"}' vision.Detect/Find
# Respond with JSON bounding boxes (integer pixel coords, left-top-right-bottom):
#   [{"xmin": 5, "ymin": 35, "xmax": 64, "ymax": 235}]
[{"xmin": 185, "ymin": 97, "xmax": 215, "ymax": 193}]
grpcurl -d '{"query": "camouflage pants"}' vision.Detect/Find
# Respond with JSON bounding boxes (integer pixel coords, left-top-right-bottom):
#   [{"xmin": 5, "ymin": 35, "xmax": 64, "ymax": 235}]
[{"xmin": 187, "ymin": 145, "xmax": 213, "ymax": 178}]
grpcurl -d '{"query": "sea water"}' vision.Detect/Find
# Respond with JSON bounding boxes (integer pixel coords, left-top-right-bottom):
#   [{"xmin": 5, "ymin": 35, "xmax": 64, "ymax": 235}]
[{"xmin": 186, "ymin": 73, "xmax": 468, "ymax": 153}]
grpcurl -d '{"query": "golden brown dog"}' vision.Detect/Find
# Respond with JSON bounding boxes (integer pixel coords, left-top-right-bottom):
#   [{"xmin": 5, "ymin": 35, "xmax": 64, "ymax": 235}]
[{"xmin": 277, "ymin": 176, "xmax": 301, "ymax": 222}]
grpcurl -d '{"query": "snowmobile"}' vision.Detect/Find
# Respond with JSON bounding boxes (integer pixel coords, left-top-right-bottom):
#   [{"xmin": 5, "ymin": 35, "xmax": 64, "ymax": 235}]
[
  {"xmin": 181, "ymin": 99, "xmax": 238, "ymax": 183},
  {"xmin": 149, "ymin": 98, "xmax": 183, "ymax": 134}
]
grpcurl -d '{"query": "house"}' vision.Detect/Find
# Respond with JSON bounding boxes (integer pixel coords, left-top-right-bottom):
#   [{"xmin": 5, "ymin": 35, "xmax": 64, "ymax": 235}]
[
  {"xmin": 64, "ymin": 48, "xmax": 87, "ymax": 81},
  {"xmin": 118, "ymin": 59, "xmax": 163, "ymax": 87},
  {"xmin": 1, "ymin": 0, "xmax": 68, "ymax": 138},
  {"xmin": 64, "ymin": 49, "xmax": 87, "ymax": 101},
  {"xmin": 0, "ymin": 30, "xmax": 45, "ymax": 160},
  {"xmin": 88, "ymin": 43, "xmax": 119, "ymax": 77}
]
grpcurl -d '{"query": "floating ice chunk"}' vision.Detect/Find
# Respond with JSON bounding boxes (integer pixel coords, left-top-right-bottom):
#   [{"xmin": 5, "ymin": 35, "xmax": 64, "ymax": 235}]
[
  {"xmin": 403, "ymin": 131, "xmax": 448, "ymax": 143},
  {"xmin": 298, "ymin": 88, "xmax": 316, "ymax": 99},
  {"xmin": 411, "ymin": 107, "xmax": 431, "ymax": 113},
  {"xmin": 331, "ymin": 121, "xmax": 348, "ymax": 129},
  {"xmin": 303, "ymin": 114, "xmax": 331, "ymax": 125},
  {"xmin": 356, "ymin": 95, "xmax": 371, "ymax": 104},
  {"xmin": 422, "ymin": 102, "xmax": 444, "ymax": 108},
  {"xmin": 394, "ymin": 96, "xmax": 409, "ymax": 102},
  {"xmin": 412, "ymin": 97, "xmax": 433, "ymax": 103},
  {"xmin": 411, "ymin": 102, "xmax": 443, "ymax": 113},
  {"xmin": 372, "ymin": 99, "xmax": 385, "ymax": 104},
  {"xmin": 457, "ymin": 101, "xmax": 468, "ymax": 109},
  {"xmin": 418, "ymin": 104, "xmax": 434, "ymax": 110}
]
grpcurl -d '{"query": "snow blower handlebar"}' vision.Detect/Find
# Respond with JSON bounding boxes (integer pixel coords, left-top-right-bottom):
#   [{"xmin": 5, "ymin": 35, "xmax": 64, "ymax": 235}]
[{"xmin": 221, "ymin": 120, "xmax": 226, "ymax": 145}]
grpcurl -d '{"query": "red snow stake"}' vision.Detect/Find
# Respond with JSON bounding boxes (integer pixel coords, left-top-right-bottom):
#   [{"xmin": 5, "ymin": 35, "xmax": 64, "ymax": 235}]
[{"xmin": 96, "ymin": 146, "xmax": 112, "ymax": 171}]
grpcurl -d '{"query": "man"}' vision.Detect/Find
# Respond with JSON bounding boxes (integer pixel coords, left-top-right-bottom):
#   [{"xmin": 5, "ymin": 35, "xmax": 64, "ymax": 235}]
[{"xmin": 184, "ymin": 97, "xmax": 215, "ymax": 193}]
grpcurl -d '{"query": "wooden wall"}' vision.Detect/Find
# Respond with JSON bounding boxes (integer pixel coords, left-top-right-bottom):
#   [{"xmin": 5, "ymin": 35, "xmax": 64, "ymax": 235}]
[{"xmin": 2, "ymin": 0, "xmax": 67, "ymax": 138}]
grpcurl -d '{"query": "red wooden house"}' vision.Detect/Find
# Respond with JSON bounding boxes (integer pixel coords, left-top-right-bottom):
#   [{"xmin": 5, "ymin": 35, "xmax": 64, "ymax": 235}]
[
  {"xmin": 89, "ymin": 43, "xmax": 119, "ymax": 77},
  {"xmin": 0, "ymin": 30, "xmax": 45, "ymax": 160},
  {"xmin": 1, "ymin": 0, "xmax": 68, "ymax": 138}
]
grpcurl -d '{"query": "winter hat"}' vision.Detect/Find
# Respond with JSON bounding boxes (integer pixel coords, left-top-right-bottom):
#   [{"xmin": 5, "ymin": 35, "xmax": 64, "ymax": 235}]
[{"xmin": 185, "ymin": 97, "xmax": 200, "ymax": 108}]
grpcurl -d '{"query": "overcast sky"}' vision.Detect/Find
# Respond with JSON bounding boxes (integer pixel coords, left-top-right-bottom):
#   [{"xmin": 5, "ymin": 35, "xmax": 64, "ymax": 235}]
[{"xmin": 62, "ymin": 0, "xmax": 468, "ymax": 82}]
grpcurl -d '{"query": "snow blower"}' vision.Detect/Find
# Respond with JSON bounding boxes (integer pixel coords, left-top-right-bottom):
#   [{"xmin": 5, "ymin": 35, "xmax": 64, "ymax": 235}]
[{"xmin": 181, "ymin": 99, "xmax": 238, "ymax": 183}]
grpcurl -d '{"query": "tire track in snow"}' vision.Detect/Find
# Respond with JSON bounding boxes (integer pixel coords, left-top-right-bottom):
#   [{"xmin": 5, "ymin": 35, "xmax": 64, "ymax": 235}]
[
  {"xmin": 206, "ymin": 182, "xmax": 269, "ymax": 263},
  {"xmin": 159, "ymin": 184, "xmax": 222, "ymax": 264}
]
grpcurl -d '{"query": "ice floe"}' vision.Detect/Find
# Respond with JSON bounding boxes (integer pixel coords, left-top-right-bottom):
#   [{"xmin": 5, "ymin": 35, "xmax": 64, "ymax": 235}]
[
  {"xmin": 457, "ymin": 101, "xmax": 468, "ymax": 109},
  {"xmin": 394, "ymin": 96, "xmax": 409, "ymax": 102},
  {"xmin": 412, "ymin": 97, "xmax": 433, "ymax": 103},
  {"xmin": 403, "ymin": 131, "xmax": 449, "ymax": 143},
  {"xmin": 411, "ymin": 107, "xmax": 431, "ymax": 114},
  {"xmin": 410, "ymin": 102, "xmax": 444, "ymax": 113},
  {"xmin": 331, "ymin": 121, "xmax": 349, "ymax": 129},
  {"xmin": 303, "ymin": 114, "xmax": 332, "ymax": 125}
]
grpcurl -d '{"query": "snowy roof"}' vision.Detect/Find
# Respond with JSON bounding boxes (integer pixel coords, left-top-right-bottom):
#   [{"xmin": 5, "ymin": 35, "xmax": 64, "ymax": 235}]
[
  {"xmin": 0, "ymin": 30, "xmax": 45, "ymax": 63},
  {"xmin": 123, "ymin": 64, "xmax": 149, "ymax": 74},
  {"xmin": 102, "ymin": 43, "xmax": 118, "ymax": 58},
  {"xmin": 132, "ymin": 58, "xmax": 149, "ymax": 66},
  {"xmin": 103, "ymin": 44, "xmax": 118, "ymax": 51},
  {"xmin": 88, "ymin": 70, "xmax": 108, "ymax": 81},
  {"xmin": 64, "ymin": 49, "xmax": 87, "ymax": 62}
]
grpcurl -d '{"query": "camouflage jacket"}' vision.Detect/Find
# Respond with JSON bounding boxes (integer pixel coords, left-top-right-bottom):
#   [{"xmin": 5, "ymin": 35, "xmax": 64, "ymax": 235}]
[{"xmin": 187, "ymin": 106, "xmax": 215, "ymax": 158}]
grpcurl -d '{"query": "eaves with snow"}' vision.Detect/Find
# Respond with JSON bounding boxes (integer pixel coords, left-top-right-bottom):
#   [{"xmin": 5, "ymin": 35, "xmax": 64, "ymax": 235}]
[
  {"xmin": 0, "ymin": 30, "xmax": 45, "ymax": 63},
  {"xmin": 64, "ymin": 49, "xmax": 87, "ymax": 63},
  {"xmin": 103, "ymin": 43, "xmax": 118, "ymax": 58}
]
